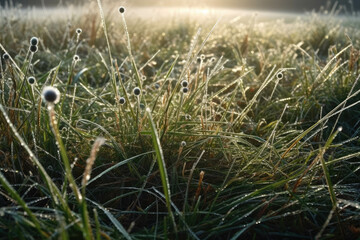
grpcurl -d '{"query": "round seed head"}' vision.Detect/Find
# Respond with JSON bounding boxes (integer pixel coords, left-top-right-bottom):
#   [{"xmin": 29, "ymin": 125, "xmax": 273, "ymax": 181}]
[
  {"xmin": 73, "ymin": 55, "xmax": 80, "ymax": 61},
  {"xmin": 277, "ymin": 72, "xmax": 283, "ymax": 80},
  {"xmin": 27, "ymin": 76, "xmax": 36, "ymax": 85},
  {"xmin": 154, "ymin": 83, "xmax": 160, "ymax": 89},
  {"xmin": 181, "ymin": 80, "xmax": 188, "ymax": 88},
  {"xmin": 141, "ymin": 75, "xmax": 146, "ymax": 81},
  {"xmin": 119, "ymin": 6, "xmax": 126, "ymax": 13},
  {"xmin": 30, "ymin": 37, "xmax": 39, "ymax": 46},
  {"xmin": 200, "ymin": 54, "xmax": 206, "ymax": 60},
  {"xmin": 182, "ymin": 87, "xmax": 189, "ymax": 94},
  {"xmin": 2, "ymin": 53, "xmax": 10, "ymax": 60},
  {"xmin": 30, "ymin": 45, "xmax": 38, "ymax": 53},
  {"xmin": 211, "ymin": 57, "xmax": 216, "ymax": 63},
  {"xmin": 181, "ymin": 141, "xmax": 186, "ymax": 147},
  {"xmin": 119, "ymin": 97, "xmax": 126, "ymax": 105},
  {"xmin": 133, "ymin": 87, "xmax": 141, "ymax": 96},
  {"xmin": 76, "ymin": 28, "xmax": 82, "ymax": 34},
  {"xmin": 42, "ymin": 86, "xmax": 60, "ymax": 104}
]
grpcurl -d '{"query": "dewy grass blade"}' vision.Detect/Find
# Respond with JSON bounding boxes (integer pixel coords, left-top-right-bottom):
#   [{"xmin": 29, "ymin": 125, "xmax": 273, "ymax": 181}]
[
  {"xmin": 146, "ymin": 108, "xmax": 177, "ymax": 231},
  {"xmin": 87, "ymin": 198, "xmax": 132, "ymax": 240},
  {"xmin": 151, "ymin": 55, "xmax": 178, "ymax": 113},
  {"xmin": 0, "ymin": 104, "xmax": 76, "ymax": 223},
  {"xmin": 48, "ymin": 106, "xmax": 81, "ymax": 202},
  {"xmin": 321, "ymin": 128, "xmax": 342, "ymax": 208},
  {"xmin": 47, "ymin": 105, "xmax": 93, "ymax": 240},
  {"xmin": 119, "ymin": 8, "xmax": 143, "ymax": 90},
  {"xmin": 0, "ymin": 172, "xmax": 48, "ymax": 238},
  {"xmin": 86, "ymin": 151, "xmax": 154, "ymax": 186},
  {"xmin": 282, "ymin": 86, "xmax": 360, "ymax": 158},
  {"xmin": 319, "ymin": 127, "xmax": 345, "ymax": 237},
  {"xmin": 96, "ymin": 0, "xmax": 118, "ymax": 109}
]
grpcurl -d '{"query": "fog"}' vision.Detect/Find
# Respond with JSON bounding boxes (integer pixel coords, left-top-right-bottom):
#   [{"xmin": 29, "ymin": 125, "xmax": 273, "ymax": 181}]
[{"xmin": 1, "ymin": 0, "xmax": 359, "ymax": 13}]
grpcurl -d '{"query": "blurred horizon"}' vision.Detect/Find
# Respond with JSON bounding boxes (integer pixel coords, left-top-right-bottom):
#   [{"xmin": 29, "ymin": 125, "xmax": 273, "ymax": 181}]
[{"xmin": 0, "ymin": 0, "xmax": 360, "ymax": 13}]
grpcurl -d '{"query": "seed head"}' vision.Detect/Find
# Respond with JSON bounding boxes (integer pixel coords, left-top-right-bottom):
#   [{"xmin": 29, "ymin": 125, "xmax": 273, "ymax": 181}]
[
  {"xmin": 200, "ymin": 54, "xmax": 206, "ymax": 60},
  {"xmin": 30, "ymin": 37, "xmax": 39, "ymax": 46},
  {"xmin": 119, "ymin": 97, "xmax": 126, "ymax": 105},
  {"xmin": 119, "ymin": 6, "xmax": 126, "ymax": 14},
  {"xmin": 76, "ymin": 28, "xmax": 82, "ymax": 34},
  {"xmin": 73, "ymin": 55, "xmax": 80, "ymax": 61},
  {"xmin": 28, "ymin": 76, "xmax": 36, "ymax": 85},
  {"xmin": 30, "ymin": 45, "xmax": 38, "ymax": 53},
  {"xmin": 277, "ymin": 72, "xmax": 283, "ymax": 80},
  {"xmin": 141, "ymin": 75, "xmax": 146, "ymax": 81},
  {"xmin": 181, "ymin": 80, "xmax": 188, "ymax": 88},
  {"xmin": 154, "ymin": 83, "xmax": 160, "ymax": 89},
  {"xmin": 182, "ymin": 87, "xmax": 189, "ymax": 94},
  {"xmin": 211, "ymin": 57, "xmax": 216, "ymax": 63},
  {"xmin": 42, "ymin": 86, "xmax": 60, "ymax": 104},
  {"xmin": 2, "ymin": 53, "xmax": 10, "ymax": 60},
  {"xmin": 181, "ymin": 141, "xmax": 186, "ymax": 147},
  {"xmin": 133, "ymin": 87, "xmax": 141, "ymax": 96}
]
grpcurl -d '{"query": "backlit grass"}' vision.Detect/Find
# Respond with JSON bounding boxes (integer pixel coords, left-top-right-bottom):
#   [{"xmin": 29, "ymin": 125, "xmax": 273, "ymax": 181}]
[{"xmin": 0, "ymin": 2, "xmax": 360, "ymax": 239}]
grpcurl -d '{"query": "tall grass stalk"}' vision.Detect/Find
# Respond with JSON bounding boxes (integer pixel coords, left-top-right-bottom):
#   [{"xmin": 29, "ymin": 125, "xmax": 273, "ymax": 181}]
[
  {"xmin": 47, "ymin": 105, "xmax": 93, "ymax": 239},
  {"xmin": 146, "ymin": 108, "xmax": 177, "ymax": 231}
]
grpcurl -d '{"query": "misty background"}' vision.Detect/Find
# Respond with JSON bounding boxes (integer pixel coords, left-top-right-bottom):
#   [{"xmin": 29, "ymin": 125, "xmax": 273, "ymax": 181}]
[{"xmin": 0, "ymin": 0, "xmax": 359, "ymax": 12}]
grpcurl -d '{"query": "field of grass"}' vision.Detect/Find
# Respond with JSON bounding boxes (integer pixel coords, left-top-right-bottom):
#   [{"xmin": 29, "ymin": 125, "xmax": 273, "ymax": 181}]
[{"xmin": 0, "ymin": 1, "xmax": 360, "ymax": 239}]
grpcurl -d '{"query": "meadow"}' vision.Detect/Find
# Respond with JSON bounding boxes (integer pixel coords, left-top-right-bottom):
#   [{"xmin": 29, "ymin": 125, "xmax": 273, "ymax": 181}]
[{"xmin": 0, "ymin": 1, "xmax": 360, "ymax": 239}]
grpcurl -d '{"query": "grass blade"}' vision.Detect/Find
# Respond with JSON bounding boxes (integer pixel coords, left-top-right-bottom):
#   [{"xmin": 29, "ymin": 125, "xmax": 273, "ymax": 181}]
[
  {"xmin": 0, "ymin": 172, "xmax": 48, "ymax": 238},
  {"xmin": 146, "ymin": 108, "xmax": 176, "ymax": 231},
  {"xmin": 87, "ymin": 199, "xmax": 132, "ymax": 240}
]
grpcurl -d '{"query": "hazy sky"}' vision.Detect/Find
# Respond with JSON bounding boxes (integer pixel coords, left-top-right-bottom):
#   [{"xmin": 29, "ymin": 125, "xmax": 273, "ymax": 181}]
[{"xmin": 1, "ymin": 0, "xmax": 359, "ymax": 12}]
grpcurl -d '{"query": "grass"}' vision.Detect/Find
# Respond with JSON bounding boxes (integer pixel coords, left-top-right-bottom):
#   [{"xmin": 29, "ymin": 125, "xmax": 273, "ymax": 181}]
[{"xmin": 0, "ymin": 1, "xmax": 360, "ymax": 239}]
